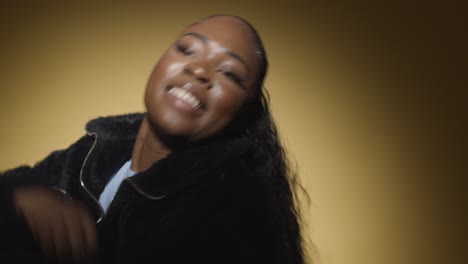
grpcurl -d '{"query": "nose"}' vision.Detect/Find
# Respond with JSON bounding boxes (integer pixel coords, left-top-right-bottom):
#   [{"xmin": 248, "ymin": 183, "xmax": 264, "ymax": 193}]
[{"xmin": 183, "ymin": 60, "xmax": 211, "ymax": 85}]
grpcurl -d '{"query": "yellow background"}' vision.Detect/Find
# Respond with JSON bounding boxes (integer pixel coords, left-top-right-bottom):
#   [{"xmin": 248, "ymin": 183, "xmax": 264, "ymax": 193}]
[{"xmin": 1, "ymin": 1, "xmax": 465, "ymax": 264}]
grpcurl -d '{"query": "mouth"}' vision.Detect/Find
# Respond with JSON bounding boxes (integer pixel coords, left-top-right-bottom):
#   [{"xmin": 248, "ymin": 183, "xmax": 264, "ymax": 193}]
[{"xmin": 167, "ymin": 83, "xmax": 204, "ymax": 112}]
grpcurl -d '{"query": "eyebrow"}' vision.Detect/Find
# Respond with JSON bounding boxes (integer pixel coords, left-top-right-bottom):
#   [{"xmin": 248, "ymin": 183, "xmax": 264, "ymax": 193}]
[{"xmin": 182, "ymin": 32, "xmax": 250, "ymax": 70}]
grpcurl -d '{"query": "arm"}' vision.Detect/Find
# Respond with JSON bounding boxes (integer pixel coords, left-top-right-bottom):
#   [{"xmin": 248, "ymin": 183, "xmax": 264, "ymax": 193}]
[
  {"xmin": 0, "ymin": 150, "xmax": 67, "ymax": 259},
  {"xmin": 0, "ymin": 140, "xmax": 97, "ymax": 263},
  {"xmin": 0, "ymin": 149, "xmax": 67, "ymax": 235}
]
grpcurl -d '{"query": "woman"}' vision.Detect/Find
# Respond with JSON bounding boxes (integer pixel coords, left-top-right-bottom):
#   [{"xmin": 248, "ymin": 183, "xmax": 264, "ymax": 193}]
[{"xmin": 0, "ymin": 14, "xmax": 306, "ymax": 263}]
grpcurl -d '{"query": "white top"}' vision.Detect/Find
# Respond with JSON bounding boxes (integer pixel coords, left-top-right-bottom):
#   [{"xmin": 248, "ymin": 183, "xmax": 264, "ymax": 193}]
[{"xmin": 98, "ymin": 160, "xmax": 136, "ymax": 213}]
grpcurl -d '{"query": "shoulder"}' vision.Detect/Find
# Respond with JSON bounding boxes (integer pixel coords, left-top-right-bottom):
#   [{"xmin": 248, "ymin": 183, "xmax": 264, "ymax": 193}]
[{"xmin": 85, "ymin": 112, "xmax": 144, "ymax": 139}]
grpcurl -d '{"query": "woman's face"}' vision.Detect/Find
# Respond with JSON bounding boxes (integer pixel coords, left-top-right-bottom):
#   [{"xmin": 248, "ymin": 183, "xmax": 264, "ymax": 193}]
[{"xmin": 145, "ymin": 16, "xmax": 260, "ymax": 142}]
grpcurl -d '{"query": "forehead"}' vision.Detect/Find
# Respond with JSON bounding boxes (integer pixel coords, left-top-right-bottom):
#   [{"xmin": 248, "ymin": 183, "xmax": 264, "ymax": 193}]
[
  {"xmin": 180, "ymin": 16, "xmax": 258, "ymax": 65},
  {"xmin": 183, "ymin": 16, "xmax": 254, "ymax": 40}
]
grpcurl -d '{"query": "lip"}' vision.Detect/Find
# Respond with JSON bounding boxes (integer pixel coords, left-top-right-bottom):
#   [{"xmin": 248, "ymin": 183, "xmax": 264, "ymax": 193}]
[{"xmin": 166, "ymin": 82, "xmax": 206, "ymax": 115}]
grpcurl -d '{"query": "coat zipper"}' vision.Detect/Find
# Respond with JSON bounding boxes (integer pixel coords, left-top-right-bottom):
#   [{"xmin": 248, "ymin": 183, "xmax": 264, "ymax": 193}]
[
  {"xmin": 124, "ymin": 177, "xmax": 166, "ymax": 200},
  {"xmin": 79, "ymin": 131, "xmax": 165, "ymax": 224},
  {"xmin": 79, "ymin": 132, "xmax": 105, "ymax": 223}
]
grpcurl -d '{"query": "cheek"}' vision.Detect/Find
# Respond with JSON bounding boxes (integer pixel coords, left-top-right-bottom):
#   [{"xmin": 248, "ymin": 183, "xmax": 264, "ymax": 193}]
[
  {"xmin": 145, "ymin": 59, "xmax": 185, "ymax": 97},
  {"xmin": 148, "ymin": 59, "xmax": 183, "ymax": 85},
  {"xmin": 165, "ymin": 61, "xmax": 185, "ymax": 75},
  {"xmin": 210, "ymin": 87, "xmax": 247, "ymax": 118}
]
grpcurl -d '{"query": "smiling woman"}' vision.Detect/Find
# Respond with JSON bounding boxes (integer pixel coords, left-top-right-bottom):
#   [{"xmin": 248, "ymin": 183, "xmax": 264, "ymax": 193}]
[
  {"xmin": 0, "ymin": 14, "xmax": 307, "ymax": 263},
  {"xmin": 143, "ymin": 16, "xmax": 259, "ymax": 147}
]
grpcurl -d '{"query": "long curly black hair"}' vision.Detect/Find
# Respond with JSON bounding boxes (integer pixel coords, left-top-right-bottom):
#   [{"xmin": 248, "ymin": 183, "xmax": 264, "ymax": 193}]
[{"xmin": 200, "ymin": 14, "xmax": 310, "ymax": 264}]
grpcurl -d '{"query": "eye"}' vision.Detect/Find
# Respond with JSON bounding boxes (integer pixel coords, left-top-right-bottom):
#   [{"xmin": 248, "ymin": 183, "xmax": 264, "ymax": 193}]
[
  {"xmin": 175, "ymin": 41, "xmax": 194, "ymax": 56},
  {"xmin": 222, "ymin": 70, "xmax": 245, "ymax": 87}
]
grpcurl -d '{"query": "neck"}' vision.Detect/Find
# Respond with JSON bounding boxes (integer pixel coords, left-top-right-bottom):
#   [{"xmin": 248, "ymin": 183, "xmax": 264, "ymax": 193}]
[{"xmin": 131, "ymin": 114, "xmax": 171, "ymax": 172}]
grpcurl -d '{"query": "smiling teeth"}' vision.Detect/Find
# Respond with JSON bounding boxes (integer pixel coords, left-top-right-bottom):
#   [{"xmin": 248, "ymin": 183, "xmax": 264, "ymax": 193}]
[{"xmin": 168, "ymin": 87, "xmax": 201, "ymax": 109}]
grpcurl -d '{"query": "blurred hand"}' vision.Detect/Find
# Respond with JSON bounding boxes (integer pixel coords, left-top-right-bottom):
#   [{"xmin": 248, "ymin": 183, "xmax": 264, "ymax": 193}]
[{"xmin": 14, "ymin": 186, "xmax": 97, "ymax": 263}]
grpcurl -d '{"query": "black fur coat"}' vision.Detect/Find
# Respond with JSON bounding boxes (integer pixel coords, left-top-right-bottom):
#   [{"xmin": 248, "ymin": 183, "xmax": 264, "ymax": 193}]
[{"xmin": 0, "ymin": 113, "xmax": 282, "ymax": 263}]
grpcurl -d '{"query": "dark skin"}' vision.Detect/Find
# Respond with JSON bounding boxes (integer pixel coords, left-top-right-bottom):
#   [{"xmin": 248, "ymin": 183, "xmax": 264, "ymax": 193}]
[
  {"xmin": 14, "ymin": 187, "xmax": 98, "ymax": 263},
  {"xmin": 13, "ymin": 15, "xmax": 260, "ymax": 263},
  {"xmin": 136, "ymin": 15, "xmax": 259, "ymax": 171}
]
